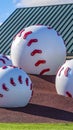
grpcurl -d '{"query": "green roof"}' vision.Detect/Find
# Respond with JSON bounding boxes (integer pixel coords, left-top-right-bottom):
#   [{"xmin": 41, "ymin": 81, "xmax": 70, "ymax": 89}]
[{"xmin": 0, "ymin": 4, "xmax": 73, "ymax": 55}]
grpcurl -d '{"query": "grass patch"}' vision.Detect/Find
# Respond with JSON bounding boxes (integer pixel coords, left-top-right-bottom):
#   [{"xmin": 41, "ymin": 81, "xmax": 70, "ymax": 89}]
[{"xmin": 0, "ymin": 123, "xmax": 73, "ymax": 130}]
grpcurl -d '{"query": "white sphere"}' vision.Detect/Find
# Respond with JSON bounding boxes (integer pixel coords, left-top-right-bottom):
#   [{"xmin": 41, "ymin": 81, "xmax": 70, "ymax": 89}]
[
  {"xmin": 55, "ymin": 59, "xmax": 73, "ymax": 98},
  {"xmin": 0, "ymin": 54, "xmax": 12, "ymax": 67},
  {"xmin": 11, "ymin": 25, "xmax": 66, "ymax": 75},
  {"xmin": 0, "ymin": 66, "xmax": 33, "ymax": 107}
]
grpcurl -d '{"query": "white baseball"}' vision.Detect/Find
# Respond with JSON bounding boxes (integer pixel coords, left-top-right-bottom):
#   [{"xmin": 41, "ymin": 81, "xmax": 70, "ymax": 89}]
[
  {"xmin": 0, "ymin": 66, "xmax": 33, "ymax": 107},
  {"xmin": 0, "ymin": 54, "xmax": 12, "ymax": 67},
  {"xmin": 11, "ymin": 25, "xmax": 66, "ymax": 75},
  {"xmin": 55, "ymin": 59, "xmax": 73, "ymax": 98}
]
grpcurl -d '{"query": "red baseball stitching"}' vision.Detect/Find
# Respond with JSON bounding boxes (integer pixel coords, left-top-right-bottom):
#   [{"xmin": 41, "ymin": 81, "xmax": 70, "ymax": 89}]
[
  {"xmin": 9, "ymin": 65, "xmax": 17, "ymax": 68},
  {"xmin": 14, "ymin": 33, "xmax": 18, "ymax": 40},
  {"xmin": 35, "ymin": 60, "xmax": 46, "ymax": 66},
  {"xmin": 2, "ymin": 66, "xmax": 7, "ymax": 69},
  {"xmin": 18, "ymin": 76, "xmax": 23, "ymax": 84},
  {"xmin": 18, "ymin": 29, "xmax": 24, "ymax": 37},
  {"xmin": 31, "ymin": 49, "xmax": 42, "ymax": 56},
  {"xmin": 23, "ymin": 31, "xmax": 32, "ymax": 39},
  {"xmin": 2, "ymin": 55, "xmax": 9, "ymax": 60},
  {"xmin": 27, "ymin": 39, "xmax": 38, "ymax": 46},
  {"xmin": 58, "ymin": 67, "xmax": 64, "ymax": 76},
  {"xmin": 13, "ymin": 29, "xmax": 25, "ymax": 40},
  {"xmin": 2, "ymin": 84, "xmax": 9, "ymax": 91},
  {"xmin": 0, "ymin": 58, "xmax": 6, "ymax": 64},
  {"xmin": 40, "ymin": 68, "xmax": 50, "ymax": 75},
  {"xmin": 10, "ymin": 78, "xmax": 16, "ymax": 86},
  {"xmin": 64, "ymin": 67, "xmax": 71, "ymax": 77},
  {"xmin": 0, "ymin": 94, "xmax": 3, "ymax": 97},
  {"xmin": 25, "ymin": 78, "xmax": 29, "ymax": 86},
  {"xmin": 66, "ymin": 91, "xmax": 72, "ymax": 98}
]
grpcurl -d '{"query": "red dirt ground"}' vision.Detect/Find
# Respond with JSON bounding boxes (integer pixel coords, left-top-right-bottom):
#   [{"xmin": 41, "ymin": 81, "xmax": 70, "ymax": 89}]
[{"xmin": 0, "ymin": 75, "xmax": 73, "ymax": 123}]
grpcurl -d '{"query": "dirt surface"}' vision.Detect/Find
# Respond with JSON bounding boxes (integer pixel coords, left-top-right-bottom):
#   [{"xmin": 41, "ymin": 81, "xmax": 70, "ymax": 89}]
[{"xmin": 0, "ymin": 75, "xmax": 73, "ymax": 123}]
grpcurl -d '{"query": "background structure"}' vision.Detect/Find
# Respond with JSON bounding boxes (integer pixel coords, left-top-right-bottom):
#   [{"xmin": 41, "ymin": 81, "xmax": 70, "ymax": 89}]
[{"xmin": 0, "ymin": 4, "xmax": 73, "ymax": 55}]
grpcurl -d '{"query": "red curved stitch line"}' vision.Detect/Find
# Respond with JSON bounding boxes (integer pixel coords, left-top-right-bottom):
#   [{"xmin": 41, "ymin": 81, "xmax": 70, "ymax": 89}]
[
  {"xmin": 18, "ymin": 29, "xmax": 24, "ymax": 37},
  {"xmin": 26, "ymin": 78, "xmax": 29, "ymax": 86},
  {"xmin": 66, "ymin": 91, "xmax": 72, "ymax": 98},
  {"xmin": 23, "ymin": 31, "xmax": 32, "ymax": 39},
  {"xmin": 0, "ymin": 58, "xmax": 6, "ymax": 64},
  {"xmin": 10, "ymin": 78, "xmax": 16, "ymax": 86},
  {"xmin": 35, "ymin": 60, "xmax": 46, "ymax": 66},
  {"xmin": 2, "ymin": 66, "xmax": 7, "ymax": 69},
  {"xmin": 9, "ymin": 65, "xmax": 17, "ymax": 68},
  {"xmin": 2, "ymin": 84, "xmax": 9, "ymax": 91},
  {"xmin": 13, "ymin": 34, "xmax": 18, "ymax": 40},
  {"xmin": 58, "ymin": 67, "xmax": 64, "ymax": 76},
  {"xmin": 3, "ymin": 55, "xmax": 9, "ymax": 60},
  {"xmin": 40, "ymin": 68, "xmax": 50, "ymax": 75},
  {"xmin": 13, "ymin": 29, "xmax": 24, "ymax": 40},
  {"xmin": 13, "ymin": 33, "xmax": 19, "ymax": 40},
  {"xmin": 0, "ymin": 94, "xmax": 3, "ymax": 97},
  {"xmin": 31, "ymin": 49, "xmax": 42, "ymax": 56},
  {"xmin": 18, "ymin": 76, "xmax": 23, "ymax": 84},
  {"xmin": 27, "ymin": 39, "xmax": 38, "ymax": 46},
  {"xmin": 64, "ymin": 67, "xmax": 71, "ymax": 77}
]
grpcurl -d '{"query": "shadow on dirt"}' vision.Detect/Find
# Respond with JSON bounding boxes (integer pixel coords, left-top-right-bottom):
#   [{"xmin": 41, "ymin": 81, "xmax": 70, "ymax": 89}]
[{"xmin": 6, "ymin": 103, "xmax": 73, "ymax": 122}]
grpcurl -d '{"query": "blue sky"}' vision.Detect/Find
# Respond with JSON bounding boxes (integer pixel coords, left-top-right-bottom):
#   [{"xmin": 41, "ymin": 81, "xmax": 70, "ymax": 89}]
[
  {"xmin": 0, "ymin": 0, "xmax": 16, "ymax": 25},
  {"xmin": 0, "ymin": 0, "xmax": 73, "ymax": 25}
]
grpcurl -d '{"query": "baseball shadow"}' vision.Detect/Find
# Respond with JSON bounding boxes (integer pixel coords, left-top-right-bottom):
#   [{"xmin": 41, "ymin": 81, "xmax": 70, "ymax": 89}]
[
  {"xmin": 30, "ymin": 74, "xmax": 55, "ymax": 84},
  {"xmin": 6, "ymin": 103, "xmax": 73, "ymax": 122}
]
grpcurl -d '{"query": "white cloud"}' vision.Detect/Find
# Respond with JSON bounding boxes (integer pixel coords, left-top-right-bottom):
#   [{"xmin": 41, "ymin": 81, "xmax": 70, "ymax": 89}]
[
  {"xmin": 13, "ymin": 0, "xmax": 19, "ymax": 4},
  {"xmin": 15, "ymin": 0, "xmax": 73, "ymax": 7}
]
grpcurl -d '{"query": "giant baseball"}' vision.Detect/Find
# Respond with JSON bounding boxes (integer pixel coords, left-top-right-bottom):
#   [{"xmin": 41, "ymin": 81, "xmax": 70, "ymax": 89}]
[
  {"xmin": 0, "ymin": 66, "xmax": 33, "ymax": 107},
  {"xmin": 0, "ymin": 54, "xmax": 12, "ymax": 67},
  {"xmin": 55, "ymin": 59, "xmax": 73, "ymax": 98},
  {"xmin": 11, "ymin": 25, "xmax": 66, "ymax": 75}
]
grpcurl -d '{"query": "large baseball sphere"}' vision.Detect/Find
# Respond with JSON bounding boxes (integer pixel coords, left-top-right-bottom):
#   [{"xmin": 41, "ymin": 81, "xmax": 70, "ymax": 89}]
[
  {"xmin": 11, "ymin": 25, "xmax": 66, "ymax": 75},
  {"xmin": 0, "ymin": 66, "xmax": 33, "ymax": 107},
  {"xmin": 0, "ymin": 54, "xmax": 12, "ymax": 67},
  {"xmin": 55, "ymin": 59, "xmax": 73, "ymax": 98}
]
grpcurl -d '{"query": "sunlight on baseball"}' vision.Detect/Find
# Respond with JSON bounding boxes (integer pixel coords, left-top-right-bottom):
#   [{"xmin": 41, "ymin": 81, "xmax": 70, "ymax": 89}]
[
  {"xmin": 0, "ymin": 66, "xmax": 33, "ymax": 107},
  {"xmin": 55, "ymin": 59, "xmax": 73, "ymax": 98},
  {"xmin": 11, "ymin": 25, "xmax": 66, "ymax": 75}
]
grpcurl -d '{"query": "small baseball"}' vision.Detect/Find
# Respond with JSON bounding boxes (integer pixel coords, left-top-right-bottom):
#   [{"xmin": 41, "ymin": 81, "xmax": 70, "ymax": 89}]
[
  {"xmin": 55, "ymin": 59, "xmax": 73, "ymax": 98},
  {"xmin": 11, "ymin": 25, "xmax": 66, "ymax": 75},
  {"xmin": 0, "ymin": 54, "xmax": 12, "ymax": 67},
  {"xmin": 0, "ymin": 66, "xmax": 33, "ymax": 107}
]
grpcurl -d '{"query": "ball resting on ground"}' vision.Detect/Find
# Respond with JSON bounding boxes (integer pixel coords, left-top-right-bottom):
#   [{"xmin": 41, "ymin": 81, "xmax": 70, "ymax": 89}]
[
  {"xmin": 0, "ymin": 66, "xmax": 33, "ymax": 107},
  {"xmin": 55, "ymin": 59, "xmax": 73, "ymax": 98},
  {"xmin": 11, "ymin": 25, "xmax": 66, "ymax": 75}
]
